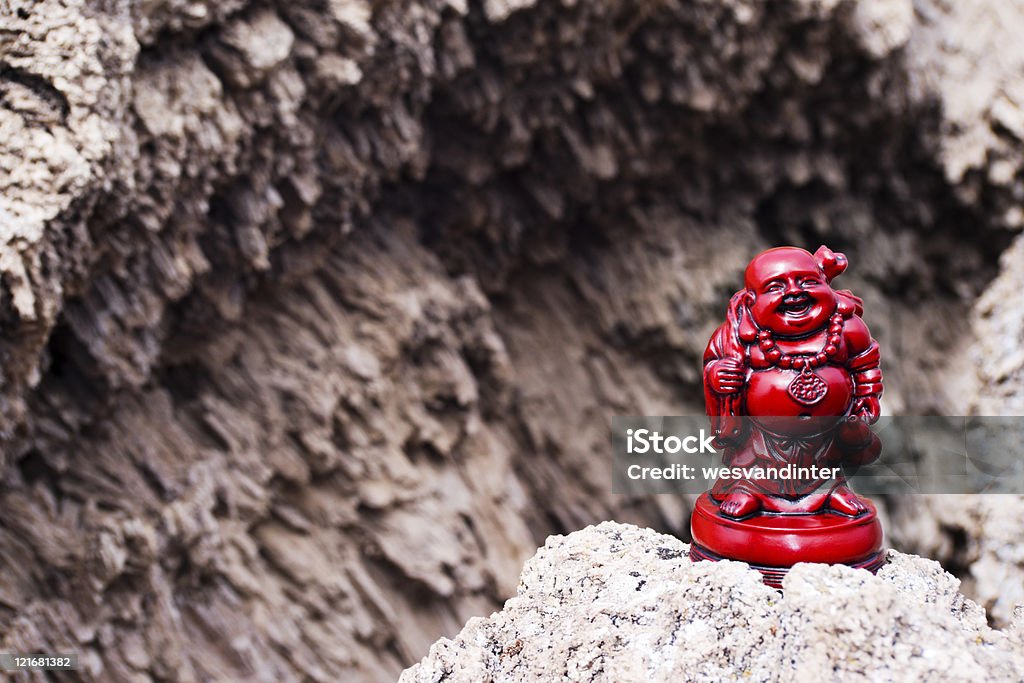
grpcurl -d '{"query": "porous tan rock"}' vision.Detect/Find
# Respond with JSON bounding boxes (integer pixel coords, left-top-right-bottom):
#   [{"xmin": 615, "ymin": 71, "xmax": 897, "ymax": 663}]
[
  {"xmin": 888, "ymin": 233, "xmax": 1024, "ymax": 628},
  {"xmin": 402, "ymin": 522, "xmax": 1024, "ymax": 683}
]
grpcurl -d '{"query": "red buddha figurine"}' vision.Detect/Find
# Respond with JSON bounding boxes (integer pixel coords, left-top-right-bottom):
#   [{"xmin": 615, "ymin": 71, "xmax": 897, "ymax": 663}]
[{"xmin": 690, "ymin": 245, "xmax": 885, "ymax": 586}]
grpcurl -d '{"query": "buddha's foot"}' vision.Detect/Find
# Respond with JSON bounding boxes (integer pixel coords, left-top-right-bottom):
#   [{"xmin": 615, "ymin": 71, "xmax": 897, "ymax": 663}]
[
  {"xmin": 719, "ymin": 490, "xmax": 760, "ymax": 518},
  {"xmin": 828, "ymin": 484, "xmax": 868, "ymax": 516}
]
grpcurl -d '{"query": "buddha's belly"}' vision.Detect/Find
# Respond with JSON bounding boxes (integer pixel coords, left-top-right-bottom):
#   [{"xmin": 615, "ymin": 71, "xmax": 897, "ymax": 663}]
[{"xmin": 746, "ymin": 367, "xmax": 852, "ymax": 435}]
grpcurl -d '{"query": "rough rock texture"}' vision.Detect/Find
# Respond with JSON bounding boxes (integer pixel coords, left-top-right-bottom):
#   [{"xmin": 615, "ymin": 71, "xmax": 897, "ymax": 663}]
[
  {"xmin": 2, "ymin": 0, "xmax": 1024, "ymax": 680},
  {"xmin": 402, "ymin": 522, "xmax": 1024, "ymax": 683},
  {"xmin": 890, "ymin": 494, "xmax": 1024, "ymax": 631},
  {"xmin": 887, "ymin": 232, "xmax": 1024, "ymax": 628}
]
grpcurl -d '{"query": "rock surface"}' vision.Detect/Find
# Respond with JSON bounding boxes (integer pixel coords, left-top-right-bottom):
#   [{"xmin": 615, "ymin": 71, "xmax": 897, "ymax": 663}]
[
  {"xmin": 402, "ymin": 522, "xmax": 1024, "ymax": 683},
  {"xmin": 887, "ymin": 232, "xmax": 1024, "ymax": 628}
]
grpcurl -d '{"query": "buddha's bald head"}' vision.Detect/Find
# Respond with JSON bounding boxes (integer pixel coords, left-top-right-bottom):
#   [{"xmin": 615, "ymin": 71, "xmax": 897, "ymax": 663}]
[
  {"xmin": 744, "ymin": 247, "xmax": 838, "ymax": 336},
  {"xmin": 744, "ymin": 247, "xmax": 821, "ymax": 292}
]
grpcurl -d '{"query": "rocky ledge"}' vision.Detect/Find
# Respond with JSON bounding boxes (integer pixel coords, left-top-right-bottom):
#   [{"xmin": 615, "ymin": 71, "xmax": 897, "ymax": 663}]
[{"xmin": 401, "ymin": 522, "xmax": 1024, "ymax": 682}]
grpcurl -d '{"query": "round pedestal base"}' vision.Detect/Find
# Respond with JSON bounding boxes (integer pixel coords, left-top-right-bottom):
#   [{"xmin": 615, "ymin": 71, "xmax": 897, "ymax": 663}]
[{"xmin": 689, "ymin": 492, "xmax": 884, "ymax": 588}]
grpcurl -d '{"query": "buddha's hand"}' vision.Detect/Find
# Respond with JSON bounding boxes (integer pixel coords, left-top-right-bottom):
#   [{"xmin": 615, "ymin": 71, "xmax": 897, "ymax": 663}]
[
  {"xmin": 706, "ymin": 358, "xmax": 746, "ymax": 395},
  {"xmin": 852, "ymin": 396, "xmax": 880, "ymax": 423}
]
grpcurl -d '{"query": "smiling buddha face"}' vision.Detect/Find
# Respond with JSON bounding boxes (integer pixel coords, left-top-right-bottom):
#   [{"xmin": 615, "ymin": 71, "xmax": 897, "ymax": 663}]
[{"xmin": 743, "ymin": 247, "xmax": 838, "ymax": 337}]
